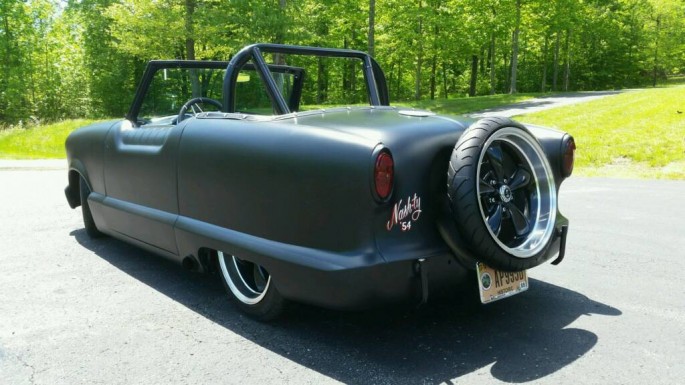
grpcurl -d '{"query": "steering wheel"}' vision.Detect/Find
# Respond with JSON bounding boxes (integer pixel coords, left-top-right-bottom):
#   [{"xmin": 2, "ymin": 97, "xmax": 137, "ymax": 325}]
[{"xmin": 177, "ymin": 97, "xmax": 223, "ymax": 123}]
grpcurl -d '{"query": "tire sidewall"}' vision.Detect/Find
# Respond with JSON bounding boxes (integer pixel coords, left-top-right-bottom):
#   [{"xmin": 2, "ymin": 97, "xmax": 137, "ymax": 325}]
[
  {"xmin": 216, "ymin": 252, "xmax": 286, "ymax": 321},
  {"xmin": 447, "ymin": 117, "xmax": 556, "ymax": 271},
  {"xmin": 79, "ymin": 176, "xmax": 103, "ymax": 238}
]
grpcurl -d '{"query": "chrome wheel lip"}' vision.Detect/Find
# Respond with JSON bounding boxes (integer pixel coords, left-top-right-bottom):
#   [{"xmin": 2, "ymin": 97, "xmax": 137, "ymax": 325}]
[
  {"xmin": 218, "ymin": 251, "xmax": 270, "ymax": 305},
  {"xmin": 476, "ymin": 127, "xmax": 557, "ymax": 259}
]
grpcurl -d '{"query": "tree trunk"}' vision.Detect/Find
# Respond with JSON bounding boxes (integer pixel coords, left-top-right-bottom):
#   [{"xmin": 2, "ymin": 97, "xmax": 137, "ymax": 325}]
[
  {"xmin": 343, "ymin": 37, "xmax": 349, "ymax": 91},
  {"xmin": 414, "ymin": 0, "xmax": 423, "ymax": 101},
  {"xmin": 541, "ymin": 34, "xmax": 548, "ymax": 92},
  {"xmin": 552, "ymin": 32, "xmax": 560, "ymax": 91},
  {"xmin": 563, "ymin": 28, "xmax": 570, "ymax": 91},
  {"xmin": 317, "ymin": 57, "xmax": 326, "ymax": 103},
  {"xmin": 44, "ymin": 27, "xmax": 53, "ymax": 118},
  {"xmin": 503, "ymin": 52, "xmax": 509, "ymax": 93},
  {"xmin": 276, "ymin": 0, "xmax": 287, "ymax": 45},
  {"xmin": 28, "ymin": 42, "xmax": 35, "ymax": 107},
  {"xmin": 272, "ymin": 0, "xmax": 287, "ymax": 68},
  {"xmin": 430, "ymin": 55, "xmax": 437, "ymax": 100},
  {"xmin": 368, "ymin": 0, "xmax": 375, "ymax": 57},
  {"xmin": 415, "ymin": 54, "xmax": 422, "ymax": 100},
  {"xmin": 185, "ymin": 0, "xmax": 201, "ymax": 97},
  {"xmin": 430, "ymin": 23, "xmax": 438, "ymax": 100},
  {"xmin": 480, "ymin": 46, "xmax": 486, "ymax": 75},
  {"xmin": 509, "ymin": 0, "xmax": 521, "ymax": 94},
  {"xmin": 184, "ymin": 1, "xmax": 195, "ymax": 61},
  {"xmin": 489, "ymin": 6, "xmax": 497, "ymax": 95},
  {"xmin": 489, "ymin": 32, "xmax": 496, "ymax": 95},
  {"xmin": 1, "ymin": 9, "xmax": 11, "ymax": 119},
  {"xmin": 350, "ymin": 28, "xmax": 357, "ymax": 93},
  {"xmin": 397, "ymin": 58, "xmax": 402, "ymax": 100},
  {"xmin": 469, "ymin": 55, "xmax": 478, "ymax": 97},
  {"xmin": 652, "ymin": 15, "xmax": 661, "ymax": 87},
  {"xmin": 387, "ymin": 62, "xmax": 394, "ymax": 97},
  {"xmin": 2, "ymin": 9, "xmax": 11, "ymax": 97},
  {"xmin": 442, "ymin": 60, "xmax": 448, "ymax": 98}
]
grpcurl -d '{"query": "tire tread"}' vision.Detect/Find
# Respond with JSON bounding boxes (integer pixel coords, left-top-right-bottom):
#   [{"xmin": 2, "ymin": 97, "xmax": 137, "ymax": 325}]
[{"xmin": 445, "ymin": 117, "xmax": 553, "ymax": 271}]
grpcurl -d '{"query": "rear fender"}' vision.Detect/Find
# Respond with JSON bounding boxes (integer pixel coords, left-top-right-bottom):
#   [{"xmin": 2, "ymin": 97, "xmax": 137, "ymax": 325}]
[
  {"xmin": 65, "ymin": 159, "xmax": 90, "ymax": 209},
  {"xmin": 65, "ymin": 170, "xmax": 81, "ymax": 209}
]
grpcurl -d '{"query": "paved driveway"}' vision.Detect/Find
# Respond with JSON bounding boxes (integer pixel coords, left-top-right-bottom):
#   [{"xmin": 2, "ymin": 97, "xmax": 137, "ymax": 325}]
[
  {"xmin": 1, "ymin": 170, "xmax": 683, "ymax": 384},
  {"xmin": 468, "ymin": 90, "xmax": 626, "ymax": 118}
]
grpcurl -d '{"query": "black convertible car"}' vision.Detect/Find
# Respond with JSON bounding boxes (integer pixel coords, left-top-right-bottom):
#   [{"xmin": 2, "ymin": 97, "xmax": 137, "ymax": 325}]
[{"xmin": 65, "ymin": 44, "xmax": 575, "ymax": 320}]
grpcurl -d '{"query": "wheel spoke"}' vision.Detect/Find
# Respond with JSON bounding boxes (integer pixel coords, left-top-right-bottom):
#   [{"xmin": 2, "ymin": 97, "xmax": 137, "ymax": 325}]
[
  {"xmin": 506, "ymin": 203, "xmax": 530, "ymax": 236},
  {"xmin": 479, "ymin": 178, "xmax": 496, "ymax": 195},
  {"xmin": 486, "ymin": 143, "xmax": 505, "ymax": 182},
  {"xmin": 232, "ymin": 258, "xmax": 260, "ymax": 295},
  {"xmin": 487, "ymin": 204, "xmax": 503, "ymax": 236},
  {"xmin": 235, "ymin": 258, "xmax": 249, "ymax": 268},
  {"xmin": 509, "ymin": 168, "xmax": 532, "ymax": 191}
]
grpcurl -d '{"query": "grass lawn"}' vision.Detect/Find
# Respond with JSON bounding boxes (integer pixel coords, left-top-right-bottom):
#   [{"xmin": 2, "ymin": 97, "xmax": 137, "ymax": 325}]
[
  {"xmin": 300, "ymin": 93, "xmax": 536, "ymax": 115},
  {"xmin": 1, "ymin": 87, "xmax": 683, "ymax": 180},
  {"xmin": 0, "ymin": 93, "xmax": 536, "ymax": 160},
  {"xmin": 0, "ymin": 119, "xmax": 100, "ymax": 159},
  {"xmin": 402, "ymin": 93, "xmax": 536, "ymax": 115},
  {"xmin": 516, "ymin": 86, "xmax": 685, "ymax": 179}
]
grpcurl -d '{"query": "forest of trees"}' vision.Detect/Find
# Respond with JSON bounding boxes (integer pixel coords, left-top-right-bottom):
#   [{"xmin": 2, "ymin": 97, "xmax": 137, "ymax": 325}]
[{"xmin": 1, "ymin": 0, "xmax": 684, "ymax": 125}]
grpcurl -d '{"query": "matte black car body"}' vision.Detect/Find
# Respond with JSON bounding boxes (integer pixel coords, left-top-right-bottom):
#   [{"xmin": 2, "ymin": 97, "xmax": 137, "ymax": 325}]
[{"xmin": 65, "ymin": 44, "xmax": 573, "ymax": 312}]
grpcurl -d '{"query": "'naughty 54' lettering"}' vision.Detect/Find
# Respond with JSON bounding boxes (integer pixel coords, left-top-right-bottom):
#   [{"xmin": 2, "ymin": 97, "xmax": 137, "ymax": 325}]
[{"xmin": 386, "ymin": 193, "xmax": 422, "ymax": 232}]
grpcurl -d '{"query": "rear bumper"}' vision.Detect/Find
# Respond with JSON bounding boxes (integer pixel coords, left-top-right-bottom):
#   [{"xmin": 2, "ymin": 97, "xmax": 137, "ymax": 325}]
[
  {"xmin": 171, "ymin": 213, "xmax": 570, "ymax": 311},
  {"xmin": 174, "ymin": 215, "xmax": 472, "ymax": 310},
  {"xmin": 265, "ymin": 223, "xmax": 569, "ymax": 310},
  {"xmin": 270, "ymin": 252, "xmax": 471, "ymax": 310}
]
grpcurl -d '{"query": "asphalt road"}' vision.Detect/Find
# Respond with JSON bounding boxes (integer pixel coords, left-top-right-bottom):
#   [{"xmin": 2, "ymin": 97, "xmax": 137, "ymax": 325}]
[
  {"xmin": 467, "ymin": 90, "xmax": 626, "ymax": 118},
  {"xmin": 1, "ymin": 169, "xmax": 683, "ymax": 384}
]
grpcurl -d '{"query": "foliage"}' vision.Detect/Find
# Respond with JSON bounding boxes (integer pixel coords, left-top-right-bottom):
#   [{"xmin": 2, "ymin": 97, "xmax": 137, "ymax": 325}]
[{"xmin": 0, "ymin": 0, "xmax": 684, "ymax": 125}]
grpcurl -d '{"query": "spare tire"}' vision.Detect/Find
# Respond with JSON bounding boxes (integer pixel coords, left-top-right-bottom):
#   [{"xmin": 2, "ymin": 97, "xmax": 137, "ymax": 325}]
[{"xmin": 447, "ymin": 117, "xmax": 557, "ymax": 271}]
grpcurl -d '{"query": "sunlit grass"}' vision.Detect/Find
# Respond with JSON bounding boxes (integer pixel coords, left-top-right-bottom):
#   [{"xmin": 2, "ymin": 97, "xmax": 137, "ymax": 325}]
[
  {"xmin": 402, "ymin": 93, "xmax": 537, "ymax": 116},
  {"xmin": 663, "ymin": 75, "xmax": 685, "ymax": 87},
  {"xmin": 517, "ymin": 86, "xmax": 685, "ymax": 179},
  {"xmin": 0, "ymin": 120, "xmax": 100, "ymax": 159},
  {"xmin": 2, "ymin": 87, "xmax": 683, "ymax": 180},
  {"xmin": 300, "ymin": 93, "xmax": 538, "ymax": 115}
]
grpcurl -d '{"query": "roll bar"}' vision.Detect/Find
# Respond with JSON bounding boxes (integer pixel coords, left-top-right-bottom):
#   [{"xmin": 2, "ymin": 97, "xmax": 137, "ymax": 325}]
[{"xmin": 222, "ymin": 43, "xmax": 389, "ymax": 114}]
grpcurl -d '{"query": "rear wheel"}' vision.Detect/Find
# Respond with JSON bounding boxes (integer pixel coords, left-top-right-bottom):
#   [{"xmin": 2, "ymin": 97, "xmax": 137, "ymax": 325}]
[
  {"xmin": 217, "ymin": 251, "xmax": 286, "ymax": 321},
  {"xmin": 79, "ymin": 176, "xmax": 103, "ymax": 238},
  {"xmin": 447, "ymin": 117, "xmax": 557, "ymax": 271}
]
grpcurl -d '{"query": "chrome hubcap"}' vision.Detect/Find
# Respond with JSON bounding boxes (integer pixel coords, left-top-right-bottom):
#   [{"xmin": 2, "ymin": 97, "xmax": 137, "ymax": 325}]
[
  {"xmin": 499, "ymin": 185, "xmax": 513, "ymax": 203},
  {"xmin": 476, "ymin": 128, "xmax": 557, "ymax": 258}
]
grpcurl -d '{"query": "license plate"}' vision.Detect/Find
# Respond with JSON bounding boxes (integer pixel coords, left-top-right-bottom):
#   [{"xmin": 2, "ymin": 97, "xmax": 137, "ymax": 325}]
[{"xmin": 476, "ymin": 262, "xmax": 529, "ymax": 304}]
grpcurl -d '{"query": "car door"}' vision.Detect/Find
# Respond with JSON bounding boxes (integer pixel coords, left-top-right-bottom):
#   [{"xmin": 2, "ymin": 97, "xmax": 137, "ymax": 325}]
[{"xmin": 102, "ymin": 120, "xmax": 183, "ymax": 255}]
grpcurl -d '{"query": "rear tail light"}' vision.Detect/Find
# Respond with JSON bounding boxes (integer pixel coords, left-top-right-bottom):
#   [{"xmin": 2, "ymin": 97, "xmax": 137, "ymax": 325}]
[
  {"xmin": 562, "ymin": 137, "xmax": 576, "ymax": 177},
  {"xmin": 374, "ymin": 150, "xmax": 394, "ymax": 200}
]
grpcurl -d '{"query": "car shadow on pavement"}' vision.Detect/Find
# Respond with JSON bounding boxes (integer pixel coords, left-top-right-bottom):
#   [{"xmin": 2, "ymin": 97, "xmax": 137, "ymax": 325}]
[{"xmin": 72, "ymin": 229, "xmax": 622, "ymax": 384}]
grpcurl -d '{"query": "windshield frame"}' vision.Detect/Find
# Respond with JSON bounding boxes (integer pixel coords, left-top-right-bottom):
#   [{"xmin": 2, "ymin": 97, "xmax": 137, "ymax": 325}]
[{"xmin": 127, "ymin": 61, "xmax": 228, "ymax": 124}]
